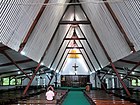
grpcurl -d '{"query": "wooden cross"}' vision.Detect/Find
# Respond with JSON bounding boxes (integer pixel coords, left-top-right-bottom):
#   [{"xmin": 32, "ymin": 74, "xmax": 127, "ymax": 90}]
[{"xmin": 72, "ymin": 63, "xmax": 78, "ymax": 75}]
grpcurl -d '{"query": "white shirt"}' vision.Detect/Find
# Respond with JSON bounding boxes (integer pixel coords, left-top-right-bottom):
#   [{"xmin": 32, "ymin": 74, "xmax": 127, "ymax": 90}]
[{"xmin": 46, "ymin": 90, "xmax": 55, "ymax": 100}]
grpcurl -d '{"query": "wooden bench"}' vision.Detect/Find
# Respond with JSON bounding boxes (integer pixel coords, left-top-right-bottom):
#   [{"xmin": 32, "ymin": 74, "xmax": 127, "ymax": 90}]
[
  {"xmin": 18, "ymin": 99, "xmax": 57, "ymax": 104},
  {"xmin": 84, "ymin": 90, "xmax": 137, "ymax": 105},
  {"xmin": 11, "ymin": 89, "xmax": 68, "ymax": 105}
]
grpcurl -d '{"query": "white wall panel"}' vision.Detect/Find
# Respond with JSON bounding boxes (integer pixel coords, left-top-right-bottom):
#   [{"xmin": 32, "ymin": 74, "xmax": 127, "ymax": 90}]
[
  {"xmin": 61, "ymin": 57, "xmax": 90, "ymax": 75},
  {"xmin": 22, "ymin": 0, "xmax": 69, "ymax": 62},
  {"xmin": 58, "ymin": 49, "xmax": 70, "ymax": 72},
  {"xmin": 1, "ymin": 0, "xmax": 45, "ymax": 50},
  {"xmin": 80, "ymin": 49, "xmax": 96, "ymax": 71},
  {"xmin": 80, "ymin": 25, "xmax": 109, "ymax": 68},
  {"xmin": 62, "ymin": 5, "xmax": 87, "ymax": 21},
  {"xmin": 109, "ymin": 0, "xmax": 140, "ymax": 50},
  {"xmin": 53, "ymin": 40, "xmax": 70, "ymax": 70},
  {"xmin": 80, "ymin": 0, "xmax": 139, "ymax": 67},
  {"xmin": 76, "ymin": 26, "xmax": 102, "ymax": 70},
  {"xmin": 42, "ymin": 25, "xmax": 71, "ymax": 68}
]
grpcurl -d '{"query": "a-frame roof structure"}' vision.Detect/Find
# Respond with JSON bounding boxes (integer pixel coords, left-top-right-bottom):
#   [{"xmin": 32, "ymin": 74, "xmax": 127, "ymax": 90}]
[{"xmin": 0, "ymin": 0, "xmax": 140, "ymax": 96}]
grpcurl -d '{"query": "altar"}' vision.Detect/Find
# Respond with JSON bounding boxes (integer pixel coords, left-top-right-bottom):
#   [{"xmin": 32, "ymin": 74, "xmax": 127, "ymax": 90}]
[{"xmin": 61, "ymin": 75, "xmax": 90, "ymax": 87}]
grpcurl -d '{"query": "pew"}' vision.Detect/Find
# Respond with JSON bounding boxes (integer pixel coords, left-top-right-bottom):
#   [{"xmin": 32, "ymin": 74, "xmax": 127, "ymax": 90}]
[{"xmin": 84, "ymin": 90, "xmax": 136, "ymax": 105}]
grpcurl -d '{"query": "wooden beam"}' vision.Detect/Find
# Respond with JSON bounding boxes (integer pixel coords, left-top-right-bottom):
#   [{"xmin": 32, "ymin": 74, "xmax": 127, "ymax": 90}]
[
  {"xmin": 103, "ymin": 0, "xmax": 135, "ymax": 52},
  {"xmin": 1, "ymin": 71, "xmax": 32, "ymax": 78},
  {"xmin": 47, "ymin": 40, "xmax": 72, "ymax": 85},
  {"xmin": 0, "ymin": 59, "xmax": 33, "ymax": 67},
  {"xmin": 64, "ymin": 38, "xmax": 86, "ymax": 40},
  {"xmin": 60, "ymin": 20, "xmax": 90, "ymax": 24},
  {"xmin": 66, "ymin": 47, "xmax": 83, "ymax": 49},
  {"xmin": 119, "ymin": 59, "xmax": 138, "ymax": 64},
  {"xmin": 106, "ymin": 65, "xmax": 140, "ymax": 74},
  {"xmin": 0, "ymin": 46, "xmax": 10, "ymax": 52},
  {"xmin": 78, "ymin": 25, "xmax": 103, "ymax": 69},
  {"xmin": 49, "ymin": 26, "xmax": 72, "ymax": 69},
  {"xmin": 2, "ymin": 51, "xmax": 31, "ymax": 80},
  {"xmin": 123, "ymin": 62, "xmax": 140, "ymax": 80},
  {"xmin": 0, "ymin": 67, "xmax": 37, "ymax": 75},
  {"xmin": 68, "ymin": 53, "xmax": 81, "ymax": 54},
  {"xmin": 18, "ymin": 0, "xmax": 50, "ymax": 52},
  {"xmin": 79, "ymin": 0, "xmax": 131, "ymax": 96},
  {"xmin": 79, "ymin": 49, "xmax": 92, "ymax": 72}
]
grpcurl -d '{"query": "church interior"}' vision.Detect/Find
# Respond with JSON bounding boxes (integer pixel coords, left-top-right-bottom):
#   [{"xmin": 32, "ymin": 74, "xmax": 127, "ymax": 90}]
[{"xmin": 0, "ymin": 0, "xmax": 140, "ymax": 105}]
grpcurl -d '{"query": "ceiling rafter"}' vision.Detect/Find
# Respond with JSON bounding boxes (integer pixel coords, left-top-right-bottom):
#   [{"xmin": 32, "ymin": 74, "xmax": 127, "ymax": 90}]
[
  {"xmin": 48, "ymin": 0, "xmax": 76, "ymax": 69},
  {"xmin": 66, "ymin": 47, "xmax": 83, "ymax": 49},
  {"xmin": 103, "ymin": 0, "xmax": 135, "ymax": 52},
  {"xmin": 23, "ymin": 0, "xmax": 71, "ymax": 95},
  {"xmin": 49, "ymin": 26, "xmax": 72, "ymax": 69},
  {"xmin": 18, "ymin": 0, "xmax": 50, "ymax": 52},
  {"xmin": 79, "ymin": 0, "xmax": 130, "ymax": 96},
  {"xmin": 58, "ymin": 39, "xmax": 93, "ymax": 73},
  {"xmin": 0, "ymin": 66, "xmax": 46, "ymax": 76},
  {"xmin": 50, "ymin": 0, "xmax": 100, "ymax": 74},
  {"xmin": 79, "ymin": 49, "xmax": 92, "ymax": 72},
  {"xmin": 0, "ymin": 59, "xmax": 33, "ymax": 67},
  {"xmin": 118, "ymin": 59, "xmax": 138, "ymax": 64},
  {"xmin": 64, "ymin": 38, "xmax": 86, "ymax": 40},
  {"xmin": 2, "ymin": 71, "xmax": 32, "ymax": 78},
  {"xmin": 123, "ymin": 62, "xmax": 140, "ymax": 80},
  {"xmin": 100, "ymin": 70, "xmax": 139, "ymax": 79},
  {"xmin": 68, "ymin": 53, "xmax": 81, "ymax": 54},
  {"xmin": 48, "ymin": 0, "xmax": 106, "ymax": 86},
  {"xmin": 78, "ymin": 38, "xmax": 95, "ymax": 71},
  {"xmin": 0, "ymin": 46, "xmax": 10, "ymax": 52},
  {"xmin": 77, "ymin": 25, "xmax": 103, "ymax": 69},
  {"xmin": 106, "ymin": 66, "xmax": 140, "ymax": 74},
  {"xmin": 48, "ymin": 28, "xmax": 98, "ymax": 85},
  {"xmin": 60, "ymin": 20, "xmax": 90, "ymax": 24},
  {"xmin": 2, "ymin": 51, "xmax": 31, "ymax": 80},
  {"xmin": 47, "ymin": 39, "xmax": 72, "ymax": 85}
]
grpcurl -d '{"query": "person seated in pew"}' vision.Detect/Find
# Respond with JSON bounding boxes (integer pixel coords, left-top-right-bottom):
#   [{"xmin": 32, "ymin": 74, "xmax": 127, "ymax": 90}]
[
  {"xmin": 46, "ymin": 85, "xmax": 55, "ymax": 100},
  {"xmin": 86, "ymin": 85, "xmax": 90, "ymax": 92}
]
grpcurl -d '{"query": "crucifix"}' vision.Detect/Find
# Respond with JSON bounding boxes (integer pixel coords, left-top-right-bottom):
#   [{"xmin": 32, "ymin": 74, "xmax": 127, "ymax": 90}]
[{"xmin": 72, "ymin": 63, "xmax": 78, "ymax": 75}]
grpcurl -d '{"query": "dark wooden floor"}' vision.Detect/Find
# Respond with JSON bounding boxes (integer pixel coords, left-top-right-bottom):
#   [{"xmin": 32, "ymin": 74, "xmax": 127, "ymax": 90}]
[
  {"xmin": 0, "ymin": 87, "xmax": 43, "ymax": 104},
  {"xmin": 0, "ymin": 87, "xmax": 140, "ymax": 105},
  {"xmin": 108, "ymin": 89, "xmax": 140, "ymax": 104},
  {"xmin": 11, "ymin": 89, "xmax": 68, "ymax": 105},
  {"xmin": 84, "ymin": 90, "xmax": 137, "ymax": 105}
]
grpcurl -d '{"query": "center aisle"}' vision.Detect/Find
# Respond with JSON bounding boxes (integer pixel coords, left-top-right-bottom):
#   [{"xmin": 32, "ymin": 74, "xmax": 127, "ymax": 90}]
[{"xmin": 62, "ymin": 90, "xmax": 90, "ymax": 105}]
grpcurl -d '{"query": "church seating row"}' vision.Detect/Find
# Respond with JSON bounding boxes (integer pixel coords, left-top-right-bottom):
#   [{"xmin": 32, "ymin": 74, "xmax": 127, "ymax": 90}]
[
  {"xmin": 11, "ymin": 89, "xmax": 68, "ymax": 105},
  {"xmin": 83, "ymin": 90, "xmax": 136, "ymax": 105}
]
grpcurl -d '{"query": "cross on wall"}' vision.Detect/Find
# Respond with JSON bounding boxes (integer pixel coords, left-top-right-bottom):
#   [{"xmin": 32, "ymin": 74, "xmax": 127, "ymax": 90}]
[{"xmin": 72, "ymin": 63, "xmax": 78, "ymax": 75}]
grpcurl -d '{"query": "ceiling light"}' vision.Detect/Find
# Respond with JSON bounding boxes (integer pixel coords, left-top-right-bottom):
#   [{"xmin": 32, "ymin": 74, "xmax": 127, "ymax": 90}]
[
  {"xmin": 132, "ymin": 72, "xmax": 135, "ymax": 74},
  {"xmin": 41, "ymin": 62, "xmax": 44, "ymax": 65},
  {"xmin": 90, "ymin": 71, "xmax": 95, "ymax": 74},
  {"xmin": 18, "ymin": 71, "xmax": 20, "ymax": 74},
  {"xmin": 21, "ymin": 51, "xmax": 25, "ymax": 55},
  {"xmin": 130, "ymin": 51, "xmax": 134, "ymax": 54},
  {"xmin": 56, "ymin": 70, "xmax": 59, "ymax": 73}
]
